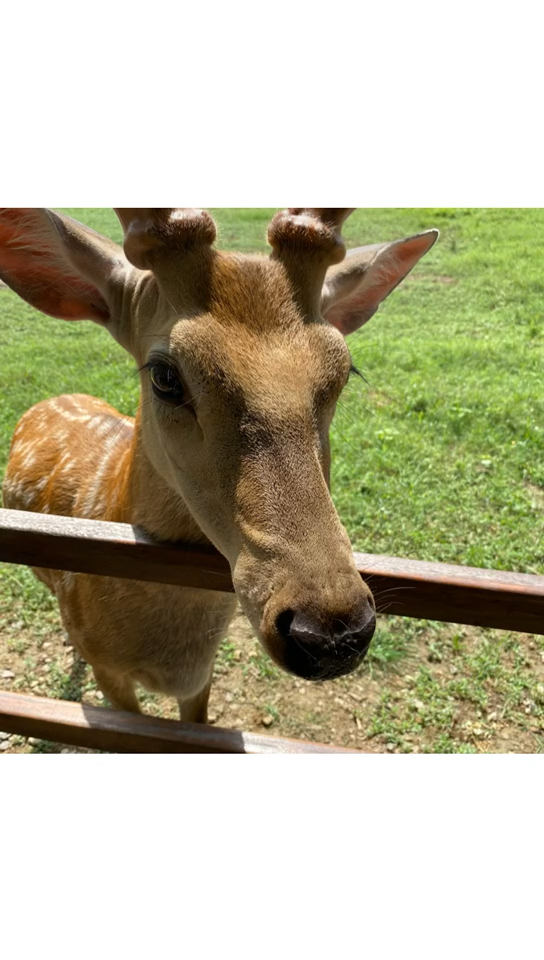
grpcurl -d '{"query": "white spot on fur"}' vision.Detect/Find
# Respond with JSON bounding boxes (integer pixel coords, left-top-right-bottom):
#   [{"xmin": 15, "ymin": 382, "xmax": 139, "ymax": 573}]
[
  {"xmin": 21, "ymin": 451, "xmax": 37, "ymax": 470},
  {"xmin": 49, "ymin": 398, "xmax": 90, "ymax": 422},
  {"xmin": 81, "ymin": 443, "xmax": 117, "ymax": 512},
  {"xmin": 95, "ymin": 419, "xmax": 117, "ymax": 439}
]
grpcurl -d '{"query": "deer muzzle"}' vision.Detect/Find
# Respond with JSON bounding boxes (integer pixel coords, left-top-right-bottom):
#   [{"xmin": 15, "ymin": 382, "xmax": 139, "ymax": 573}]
[
  {"xmin": 229, "ymin": 438, "xmax": 377, "ymax": 681},
  {"xmin": 233, "ymin": 540, "xmax": 376, "ymax": 682},
  {"xmin": 264, "ymin": 577, "xmax": 376, "ymax": 681}
]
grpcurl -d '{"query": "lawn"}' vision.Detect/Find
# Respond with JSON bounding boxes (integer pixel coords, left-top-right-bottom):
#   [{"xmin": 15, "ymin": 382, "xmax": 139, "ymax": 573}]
[{"xmin": 1, "ymin": 208, "xmax": 543, "ymax": 753}]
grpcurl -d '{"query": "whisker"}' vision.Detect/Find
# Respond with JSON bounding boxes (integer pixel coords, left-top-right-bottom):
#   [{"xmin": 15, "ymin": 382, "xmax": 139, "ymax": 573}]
[
  {"xmin": 292, "ymin": 636, "xmax": 318, "ymax": 661},
  {"xmin": 371, "ymin": 584, "xmax": 417, "ymax": 599}
]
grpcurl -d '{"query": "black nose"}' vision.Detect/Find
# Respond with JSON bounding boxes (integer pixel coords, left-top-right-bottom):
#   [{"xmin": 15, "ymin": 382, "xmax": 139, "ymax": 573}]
[{"xmin": 275, "ymin": 605, "xmax": 376, "ymax": 681}]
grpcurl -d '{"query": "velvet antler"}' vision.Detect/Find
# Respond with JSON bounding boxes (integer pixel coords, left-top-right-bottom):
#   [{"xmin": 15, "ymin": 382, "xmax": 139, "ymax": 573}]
[
  {"xmin": 114, "ymin": 208, "xmax": 217, "ymax": 270},
  {"xmin": 267, "ymin": 208, "xmax": 356, "ymax": 316}
]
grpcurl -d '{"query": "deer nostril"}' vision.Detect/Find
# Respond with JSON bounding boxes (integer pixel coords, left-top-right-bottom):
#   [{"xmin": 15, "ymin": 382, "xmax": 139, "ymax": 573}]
[
  {"xmin": 274, "ymin": 603, "xmax": 376, "ymax": 681},
  {"xmin": 275, "ymin": 609, "xmax": 296, "ymax": 643}
]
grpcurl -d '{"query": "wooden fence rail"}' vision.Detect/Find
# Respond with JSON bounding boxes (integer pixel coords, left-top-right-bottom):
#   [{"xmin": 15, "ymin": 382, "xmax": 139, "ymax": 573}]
[
  {"xmin": 0, "ymin": 691, "xmax": 356, "ymax": 754},
  {"xmin": 1, "ymin": 509, "xmax": 543, "ymax": 634},
  {"xmin": 0, "ymin": 507, "xmax": 543, "ymax": 753}
]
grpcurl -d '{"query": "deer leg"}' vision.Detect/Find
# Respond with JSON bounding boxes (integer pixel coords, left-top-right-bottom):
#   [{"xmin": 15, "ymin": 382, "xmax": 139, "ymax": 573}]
[
  {"xmin": 177, "ymin": 677, "xmax": 213, "ymax": 724},
  {"xmin": 92, "ymin": 666, "xmax": 141, "ymax": 714}
]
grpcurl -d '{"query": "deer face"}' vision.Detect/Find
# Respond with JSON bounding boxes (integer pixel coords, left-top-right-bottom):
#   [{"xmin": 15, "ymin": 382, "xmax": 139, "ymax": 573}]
[
  {"xmin": 0, "ymin": 207, "xmax": 438, "ymax": 681},
  {"xmin": 135, "ymin": 254, "xmax": 373, "ymax": 679}
]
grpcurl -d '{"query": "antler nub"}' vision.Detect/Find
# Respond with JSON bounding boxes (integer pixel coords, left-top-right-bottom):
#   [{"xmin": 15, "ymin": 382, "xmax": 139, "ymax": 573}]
[
  {"xmin": 268, "ymin": 208, "xmax": 355, "ymax": 266},
  {"xmin": 114, "ymin": 208, "xmax": 216, "ymax": 270},
  {"xmin": 267, "ymin": 208, "xmax": 356, "ymax": 317}
]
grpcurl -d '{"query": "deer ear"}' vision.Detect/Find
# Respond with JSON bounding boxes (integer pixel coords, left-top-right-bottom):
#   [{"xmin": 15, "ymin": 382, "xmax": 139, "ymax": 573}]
[
  {"xmin": 321, "ymin": 229, "xmax": 439, "ymax": 336},
  {"xmin": 0, "ymin": 208, "xmax": 131, "ymax": 324}
]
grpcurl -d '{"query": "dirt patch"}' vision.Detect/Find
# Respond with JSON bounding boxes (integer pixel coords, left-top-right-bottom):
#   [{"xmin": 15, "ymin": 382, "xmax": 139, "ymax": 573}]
[{"xmin": 1, "ymin": 604, "xmax": 543, "ymax": 754}]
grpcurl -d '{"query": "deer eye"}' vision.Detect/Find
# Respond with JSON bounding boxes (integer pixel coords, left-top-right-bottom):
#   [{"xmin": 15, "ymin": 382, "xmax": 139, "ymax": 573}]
[{"xmin": 149, "ymin": 362, "xmax": 185, "ymax": 403}]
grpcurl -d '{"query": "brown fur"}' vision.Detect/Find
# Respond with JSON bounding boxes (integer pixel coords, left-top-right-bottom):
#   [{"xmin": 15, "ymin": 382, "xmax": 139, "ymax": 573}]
[{"xmin": 1, "ymin": 208, "xmax": 438, "ymax": 720}]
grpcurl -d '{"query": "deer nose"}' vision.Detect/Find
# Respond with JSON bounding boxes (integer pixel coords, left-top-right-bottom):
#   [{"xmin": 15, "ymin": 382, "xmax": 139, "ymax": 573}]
[{"xmin": 275, "ymin": 603, "xmax": 376, "ymax": 681}]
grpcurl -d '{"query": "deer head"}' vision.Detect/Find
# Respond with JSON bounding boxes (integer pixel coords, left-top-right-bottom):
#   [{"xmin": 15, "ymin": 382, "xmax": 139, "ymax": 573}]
[{"xmin": 0, "ymin": 207, "xmax": 438, "ymax": 681}]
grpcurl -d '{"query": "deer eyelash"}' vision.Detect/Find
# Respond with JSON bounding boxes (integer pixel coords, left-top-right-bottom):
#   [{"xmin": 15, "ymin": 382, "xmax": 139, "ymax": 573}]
[{"xmin": 349, "ymin": 363, "xmax": 370, "ymax": 385}]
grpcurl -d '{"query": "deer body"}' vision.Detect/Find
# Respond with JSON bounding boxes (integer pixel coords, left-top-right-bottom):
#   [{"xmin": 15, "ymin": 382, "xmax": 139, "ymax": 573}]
[
  {"xmin": 0, "ymin": 209, "xmax": 438, "ymax": 722},
  {"xmin": 6, "ymin": 393, "xmax": 236, "ymax": 716}
]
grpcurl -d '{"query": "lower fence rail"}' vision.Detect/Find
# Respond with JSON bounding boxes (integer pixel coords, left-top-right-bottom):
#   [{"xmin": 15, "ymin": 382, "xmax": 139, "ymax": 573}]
[{"xmin": 0, "ymin": 691, "xmax": 357, "ymax": 754}]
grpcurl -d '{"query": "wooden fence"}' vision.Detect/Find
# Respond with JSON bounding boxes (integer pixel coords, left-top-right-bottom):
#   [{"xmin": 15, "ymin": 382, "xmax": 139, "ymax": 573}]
[{"xmin": 1, "ymin": 507, "xmax": 543, "ymax": 753}]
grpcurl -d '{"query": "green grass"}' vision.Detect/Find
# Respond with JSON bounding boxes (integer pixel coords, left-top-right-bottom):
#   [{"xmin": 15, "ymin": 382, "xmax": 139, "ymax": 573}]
[
  {"xmin": 363, "ymin": 624, "xmax": 544, "ymax": 753},
  {"xmin": 1, "ymin": 208, "xmax": 543, "ymax": 752},
  {"xmin": 2, "ymin": 208, "xmax": 542, "ymax": 575},
  {"xmin": 333, "ymin": 209, "xmax": 544, "ymax": 573}
]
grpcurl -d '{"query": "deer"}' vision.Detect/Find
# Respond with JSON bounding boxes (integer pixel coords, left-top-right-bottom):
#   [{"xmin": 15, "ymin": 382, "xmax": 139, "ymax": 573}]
[{"xmin": 0, "ymin": 208, "xmax": 438, "ymax": 723}]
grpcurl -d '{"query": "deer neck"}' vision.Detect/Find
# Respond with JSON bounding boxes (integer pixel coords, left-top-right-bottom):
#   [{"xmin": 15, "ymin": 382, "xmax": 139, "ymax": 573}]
[{"xmin": 111, "ymin": 409, "xmax": 212, "ymax": 547}]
